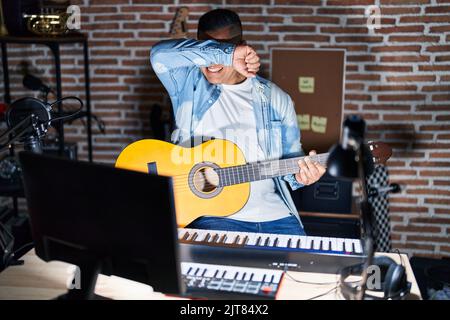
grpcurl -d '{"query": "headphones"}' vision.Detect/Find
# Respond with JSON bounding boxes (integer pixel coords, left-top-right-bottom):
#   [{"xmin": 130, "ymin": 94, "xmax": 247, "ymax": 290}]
[{"xmin": 340, "ymin": 256, "xmax": 412, "ymax": 300}]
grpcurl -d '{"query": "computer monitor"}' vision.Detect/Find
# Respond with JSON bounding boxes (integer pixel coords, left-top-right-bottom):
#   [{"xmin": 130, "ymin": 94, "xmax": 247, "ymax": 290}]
[{"xmin": 19, "ymin": 151, "xmax": 183, "ymax": 299}]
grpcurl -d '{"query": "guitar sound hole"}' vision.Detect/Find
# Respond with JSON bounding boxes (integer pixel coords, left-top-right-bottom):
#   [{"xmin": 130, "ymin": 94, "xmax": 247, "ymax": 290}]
[
  {"xmin": 193, "ymin": 167, "xmax": 219, "ymax": 193},
  {"xmin": 189, "ymin": 162, "xmax": 223, "ymax": 199}
]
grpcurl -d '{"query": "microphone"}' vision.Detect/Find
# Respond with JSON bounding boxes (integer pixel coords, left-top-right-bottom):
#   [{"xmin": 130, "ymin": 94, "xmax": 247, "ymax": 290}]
[
  {"xmin": 23, "ymin": 74, "xmax": 51, "ymax": 95},
  {"xmin": 2, "ymin": 96, "xmax": 83, "ymax": 154}
]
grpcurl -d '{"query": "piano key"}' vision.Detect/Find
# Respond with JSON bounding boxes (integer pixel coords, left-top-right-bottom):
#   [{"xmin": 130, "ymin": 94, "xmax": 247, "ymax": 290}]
[
  {"xmin": 190, "ymin": 232, "xmax": 199, "ymax": 242},
  {"xmin": 276, "ymin": 235, "xmax": 290, "ymax": 248},
  {"xmin": 204, "ymin": 267, "xmax": 217, "ymax": 278},
  {"xmin": 180, "ymin": 263, "xmax": 191, "ymax": 275},
  {"xmin": 300, "ymin": 237, "xmax": 309, "ymax": 249},
  {"xmin": 312, "ymin": 237, "xmax": 322, "ymax": 250},
  {"xmin": 202, "ymin": 233, "xmax": 211, "ymax": 243},
  {"xmin": 268, "ymin": 234, "xmax": 279, "ymax": 247},
  {"xmin": 321, "ymin": 237, "xmax": 331, "ymax": 251},
  {"xmin": 219, "ymin": 234, "xmax": 227, "ymax": 244},
  {"xmin": 353, "ymin": 240, "xmax": 363, "ymax": 254},
  {"xmin": 252, "ymin": 271, "xmax": 265, "ymax": 282},
  {"xmin": 330, "ymin": 238, "xmax": 338, "ymax": 251},
  {"xmin": 181, "ymin": 231, "xmax": 190, "ymax": 241},
  {"xmin": 344, "ymin": 239, "xmax": 354, "ymax": 253},
  {"xmin": 336, "ymin": 238, "xmax": 345, "ymax": 252}
]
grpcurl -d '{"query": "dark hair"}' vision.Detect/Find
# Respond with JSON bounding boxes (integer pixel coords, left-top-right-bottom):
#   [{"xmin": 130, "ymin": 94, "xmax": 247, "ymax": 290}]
[{"xmin": 197, "ymin": 9, "xmax": 242, "ymax": 43}]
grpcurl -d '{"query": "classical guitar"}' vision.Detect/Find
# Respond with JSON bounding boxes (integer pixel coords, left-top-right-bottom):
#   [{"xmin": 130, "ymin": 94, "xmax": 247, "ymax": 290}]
[{"xmin": 115, "ymin": 139, "xmax": 391, "ymax": 227}]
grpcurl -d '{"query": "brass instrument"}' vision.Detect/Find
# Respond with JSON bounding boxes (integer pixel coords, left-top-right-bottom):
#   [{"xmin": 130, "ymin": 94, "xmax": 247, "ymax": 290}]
[{"xmin": 23, "ymin": 12, "xmax": 70, "ymax": 36}]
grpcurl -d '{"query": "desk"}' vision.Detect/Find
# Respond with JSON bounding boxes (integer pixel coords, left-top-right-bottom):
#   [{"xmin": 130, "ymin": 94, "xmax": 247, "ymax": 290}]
[{"xmin": 0, "ymin": 250, "xmax": 421, "ymax": 300}]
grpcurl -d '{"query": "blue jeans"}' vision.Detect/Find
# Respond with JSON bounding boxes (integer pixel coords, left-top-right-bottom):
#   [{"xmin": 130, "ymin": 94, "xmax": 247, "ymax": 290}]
[{"xmin": 185, "ymin": 215, "xmax": 306, "ymax": 236}]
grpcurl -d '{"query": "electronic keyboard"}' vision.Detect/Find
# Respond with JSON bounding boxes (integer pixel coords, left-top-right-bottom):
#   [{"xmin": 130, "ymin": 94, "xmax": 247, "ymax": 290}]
[
  {"xmin": 179, "ymin": 228, "xmax": 366, "ymax": 274},
  {"xmin": 182, "ymin": 262, "xmax": 283, "ymax": 299}
]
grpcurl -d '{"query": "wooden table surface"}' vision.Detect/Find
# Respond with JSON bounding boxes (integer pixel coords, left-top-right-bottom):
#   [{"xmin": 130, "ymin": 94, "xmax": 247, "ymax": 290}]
[{"xmin": 0, "ymin": 250, "xmax": 421, "ymax": 300}]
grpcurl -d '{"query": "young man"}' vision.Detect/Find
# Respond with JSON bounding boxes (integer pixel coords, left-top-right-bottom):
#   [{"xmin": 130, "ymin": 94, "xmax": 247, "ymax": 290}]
[{"xmin": 150, "ymin": 9, "xmax": 326, "ymax": 235}]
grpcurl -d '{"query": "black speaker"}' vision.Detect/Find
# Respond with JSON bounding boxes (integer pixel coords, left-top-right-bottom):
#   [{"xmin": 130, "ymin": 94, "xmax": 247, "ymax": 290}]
[
  {"xmin": 291, "ymin": 172, "xmax": 353, "ymax": 214},
  {"xmin": 1, "ymin": 0, "xmax": 40, "ymax": 36}
]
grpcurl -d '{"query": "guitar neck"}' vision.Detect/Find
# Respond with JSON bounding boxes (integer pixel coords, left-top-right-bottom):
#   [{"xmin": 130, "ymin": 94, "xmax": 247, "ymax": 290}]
[{"xmin": 217, "ymin": 153, "xmax": 329, "ymax": 187}]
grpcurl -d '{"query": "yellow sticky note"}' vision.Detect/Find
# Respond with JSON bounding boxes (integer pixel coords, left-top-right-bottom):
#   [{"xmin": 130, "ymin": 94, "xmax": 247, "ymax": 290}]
[
  {"xmin": 311, "ymin": 116, "xmax": 327, "ymax": 134},
  {"xmin": 297, "ymin": 114, "xmax": 310, "ymax": 130},
  {"xmin": 299, "ymin": 77, "xmax": 315, "ymax": 94}
]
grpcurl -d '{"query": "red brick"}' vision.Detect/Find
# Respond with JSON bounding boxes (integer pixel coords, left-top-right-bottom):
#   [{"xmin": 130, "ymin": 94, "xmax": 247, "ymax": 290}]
[
  {"xmin": 365, "ymin": 65, "xmax": 412, "ymax": 72},
  {"xmin": 420, "ymin": 65, "xmax": 450, "ymax": 71},
  {"xmin": 284, "ymin": 35, "xmax": 330, "ymax": 42},
  {"xmin": 390, "ymin": 179, "xmax": 428, "ymax": 186},
  {"xmin": 274, "ymin": 0, "xmax": 322, "ymax": 4},
  {"xmin": 121, "ymin": 6, "xmax": 163, "ymax": 12},
  {"xmin": 292, "ymin": 16, "xmax": 340, "ymax": 24},
  {"xmin": 393, "ymin": 225, "xmax": 440, "ymax": 233},
  {"xmin": 416, "ymin": 104, "xmax": 450, "ymax": 111},
  {"xmin": 381, "ymin": 0, "xmax": 430, "ymax": 3},
  {"xmin": 368, "ymin": 85, "xmax": 417, "ymax": 91},
  {"xmin": 317, "ymin": 8, "xmax": 365, "ymax": 15},
  {"xmin": 425, "ymin": 198, "xmax": 450, "ymax": 205},
  {"xmin": 386, "ymin": 75, "xmax": 435, "ymax": 82},
  {"xmin": 375, "ymin": 26, "xmax": 424, "ymax": 34},
  {"xmin": 363, "ymin": 104, "xmax": 411, "ymax": 110},
  {"xmin": 389, "ymin": 35, "xmax": 440, "ymax": 42},
  {"xmin": 380, "ymin": 7, "xmax": 421, "ymax": 15},
  {"xmin": 327, "ymin": 0, "xmax": 375, "ymax": 4},
  {"xmin": 407, "ymin": 235, "xmax": 450, "ymax": 243},
  {"xmin": 400, "ymin": 15, "xmax": 450, "ymax": 23},
  {"xmin": 426, "ymin": 45, "xmax": 450, "ymax": 52},
  {"xmin": 320, "ymin": 27, "xmax": 368, "ymax": 33},
  {"xmin": 380, "ymin": 56, "xmax": 430, "ymax": 62},
  {"xmin": 425, "ymin": 5, "xmax": 450, "ymax": 13},
  {"xmin": 433, "ymin": 94, "xmax": 450, "ymax": 101},
  {"xmin": 347, "ymin": 17, "xmax": 396, "ymax": 25},
  {"xmin": 336, "ymin": 36, "xmax": 383, "ymax": 43},
  {"xmin": 269, "ymin": 26, "xmax": 316, "ymax": 32},
  {"xmin": 267, "ymin": 7, "xmax": 313, "ymax": 14},
  {"xmin": 378, "ymin": 94, "xmax": 426, "ymax": 101},
  {"xmin": 382, "ymin": 114, "xmax": 431, "ymax": 121},
  {"xmin": 411, "ymin": 161, "xmax": 450, "ymax": 168},
  {"xmin": 371, "ymin": 45, "xmax": 421, "ymax": 53}
]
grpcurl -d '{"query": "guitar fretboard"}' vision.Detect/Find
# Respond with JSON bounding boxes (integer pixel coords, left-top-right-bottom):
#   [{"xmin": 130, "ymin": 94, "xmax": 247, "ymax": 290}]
[{"xmin": 216, "ymin": 153, "xmax": 329, "ymax": 187}]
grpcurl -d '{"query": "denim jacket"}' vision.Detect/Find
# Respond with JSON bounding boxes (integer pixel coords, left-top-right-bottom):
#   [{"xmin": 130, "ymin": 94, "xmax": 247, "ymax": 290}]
[{"xmin": 150, "ymin": 38, "xmax": 305, "ymax": 227}]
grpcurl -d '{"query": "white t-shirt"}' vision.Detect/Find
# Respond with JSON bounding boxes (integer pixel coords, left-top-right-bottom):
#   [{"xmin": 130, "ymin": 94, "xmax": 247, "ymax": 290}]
[{"xmin": 193, "ymin": 78, "xmax": 291, "ymax": 222}]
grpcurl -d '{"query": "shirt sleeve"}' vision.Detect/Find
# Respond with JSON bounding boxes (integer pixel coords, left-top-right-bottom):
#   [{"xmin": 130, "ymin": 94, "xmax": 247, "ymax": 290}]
[{"xmin": 150, "ymin": 38, "xmax": 235, "ymax": 99}]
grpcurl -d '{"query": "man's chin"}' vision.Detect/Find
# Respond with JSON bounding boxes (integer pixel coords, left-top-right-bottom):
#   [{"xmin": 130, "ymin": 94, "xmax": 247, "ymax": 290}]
[{"xmin": 204, "ymin": 76, "xmax": 224, "ymax": 84}]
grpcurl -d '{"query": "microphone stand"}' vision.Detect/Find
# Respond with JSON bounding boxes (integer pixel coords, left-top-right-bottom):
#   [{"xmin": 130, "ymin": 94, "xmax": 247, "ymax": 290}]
[
  {"xmin": 354, "ymin": 143, "xmax": 376, "ymax": 300},
  {"xmin": 0, "ymin": 114, "xmax": 45, "ymax": 154}
]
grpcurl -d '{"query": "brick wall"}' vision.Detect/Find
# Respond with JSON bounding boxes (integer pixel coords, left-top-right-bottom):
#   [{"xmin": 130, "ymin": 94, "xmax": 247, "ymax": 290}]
[{"xmin": 1, "ymin": 0, "xmax": 449, "ymax": 258}]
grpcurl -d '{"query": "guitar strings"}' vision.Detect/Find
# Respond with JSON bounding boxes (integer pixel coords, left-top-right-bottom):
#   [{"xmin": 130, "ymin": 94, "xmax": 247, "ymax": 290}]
[
  {"xmin": 169, "ymin": 154, "xmax": 329, "ymax": 192},
  {"xmin": 168, "ymin": 153, "xmax": 328, "ymax": 183},
  {"xmin": 171, "ymin": 155, "xmax": 329, "ymax": 193}
]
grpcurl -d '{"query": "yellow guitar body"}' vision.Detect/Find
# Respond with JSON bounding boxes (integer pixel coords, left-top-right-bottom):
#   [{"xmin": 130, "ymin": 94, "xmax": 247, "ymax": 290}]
[{"xmin": 115, "ymin": 139, "xmax": 250, "ymax": 227}]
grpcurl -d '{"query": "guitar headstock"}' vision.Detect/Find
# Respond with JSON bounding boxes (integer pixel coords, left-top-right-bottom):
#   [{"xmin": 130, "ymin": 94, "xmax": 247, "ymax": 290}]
[
  {"xmin": 367, "ymin": 141, "xmax": 392, "ymax": 165},
  {"xmin": 170, "ymin": 7, "xmax": 189, "ymax": 39}
]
